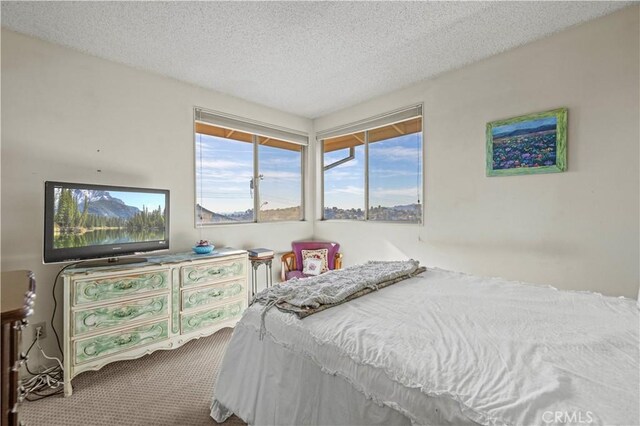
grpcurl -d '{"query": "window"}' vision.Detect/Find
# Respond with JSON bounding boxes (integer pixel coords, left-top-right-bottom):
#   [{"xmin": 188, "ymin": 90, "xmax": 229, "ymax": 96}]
[
  {"xmin": 323, "ymin": 134, "xmax": 366, "ymax": 220},
  {"xmin": 195, "ymin": 108, "xmax": 306, "ymax": 225},
  {"xmin": 320, "ymin": 105, "xmax": 423, "ymax": 223}
]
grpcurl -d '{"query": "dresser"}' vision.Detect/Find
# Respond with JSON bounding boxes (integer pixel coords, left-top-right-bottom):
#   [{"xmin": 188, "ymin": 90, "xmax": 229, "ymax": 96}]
[
  {"xmin": 1, "ymin": 270, "xmax": 36, "ymax": 426},
  {"xmin": 61, "ymin": 249, "xmax": 248, "ymax": 396}
]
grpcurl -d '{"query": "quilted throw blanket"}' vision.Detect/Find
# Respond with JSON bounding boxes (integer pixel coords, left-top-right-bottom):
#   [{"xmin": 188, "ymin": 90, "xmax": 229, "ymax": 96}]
[{"xmin": 251, "ymin": 260, "xmax": 425, "ymax": 329}]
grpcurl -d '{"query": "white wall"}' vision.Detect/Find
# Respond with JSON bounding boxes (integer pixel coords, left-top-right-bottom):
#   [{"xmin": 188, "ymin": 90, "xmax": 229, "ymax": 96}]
[
  {"xmin": 1, "ymin": 29, "xmax": 314, "ymax": 362},
  {"xmin": 314, "ymin": 6, "xmax": 640, "ymax": 299}
]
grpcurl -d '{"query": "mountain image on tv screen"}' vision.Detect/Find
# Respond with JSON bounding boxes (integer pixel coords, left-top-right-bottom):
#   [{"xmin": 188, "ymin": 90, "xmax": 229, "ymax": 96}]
[{"xmin": 53, "ymin": 187, "xmax": 167, "ymax": 249}]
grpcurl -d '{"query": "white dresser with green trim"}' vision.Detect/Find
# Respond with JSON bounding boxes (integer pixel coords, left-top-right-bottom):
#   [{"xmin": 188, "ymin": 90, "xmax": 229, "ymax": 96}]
[{"xmin": 61, "ymin": 249, "xmax": 248, "ymax": 396}]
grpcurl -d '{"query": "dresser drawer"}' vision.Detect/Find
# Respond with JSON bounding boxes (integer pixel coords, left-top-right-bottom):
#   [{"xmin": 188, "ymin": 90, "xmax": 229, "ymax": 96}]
[
  {"xmin": 74, "ymin": 320, "xmax": 169, "ymax": 364},
  {"xmin": 73, "ymin": 295, "xmax": 168, "ymax": 336},
  {"xmin": 181, "ymin": 259, "xmax": 244, "ymax": 287},
  {"xmin": 181, "ymin": 300, "xmax": 244, "ymax": 334},
  {"xmin": 182, "ymin": 280, "xmax": 244, "ymax": 311},
  {"xmin": 74, "ymin": 270, "xmax": 170, "ymax": 305}
]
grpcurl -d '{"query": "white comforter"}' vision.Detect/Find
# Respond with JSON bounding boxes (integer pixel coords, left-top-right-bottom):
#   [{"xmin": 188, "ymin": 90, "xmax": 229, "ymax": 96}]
[{"xmin": 212, "ymin": 268, "xmax": 639, "ymax": 425}]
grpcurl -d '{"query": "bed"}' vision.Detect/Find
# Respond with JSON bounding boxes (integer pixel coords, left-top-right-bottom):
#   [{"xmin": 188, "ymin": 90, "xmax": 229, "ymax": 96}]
[{"xmin": 211, "ymin": 264, "xmax": 639, "ymax": 426}]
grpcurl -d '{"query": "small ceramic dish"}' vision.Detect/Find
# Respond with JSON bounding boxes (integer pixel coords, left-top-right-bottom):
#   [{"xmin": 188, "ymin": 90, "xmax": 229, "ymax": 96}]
[{"xmin": 192, "ymin": 245, "xmax": 214, "ymax": 254}]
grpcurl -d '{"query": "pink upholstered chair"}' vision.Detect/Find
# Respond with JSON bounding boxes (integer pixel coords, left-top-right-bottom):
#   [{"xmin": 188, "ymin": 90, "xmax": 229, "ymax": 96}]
[{"xmin": 280, "ymin": 241, "xmax": 342, "ymax": 281}]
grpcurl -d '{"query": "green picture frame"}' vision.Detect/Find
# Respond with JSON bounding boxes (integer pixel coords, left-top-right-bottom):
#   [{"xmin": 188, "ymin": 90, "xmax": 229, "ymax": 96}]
[{"xmin": 486, "ymin": 108, "xmax": 567, "ymax": 177}]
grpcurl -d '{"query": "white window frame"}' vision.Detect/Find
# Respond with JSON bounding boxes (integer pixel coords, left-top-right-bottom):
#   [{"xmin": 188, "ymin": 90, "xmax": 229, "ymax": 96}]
[
  {"xmin": 318, "ymin": 104, "xmax": 424, "ymax": 224},
  {"xmin": 194, "ymin": 107, "xmax": 308, "ymax": 226}
]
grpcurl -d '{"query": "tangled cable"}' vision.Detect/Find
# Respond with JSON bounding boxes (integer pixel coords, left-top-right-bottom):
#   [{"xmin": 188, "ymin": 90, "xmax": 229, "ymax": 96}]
[{"xmin": 21, "ymin": 330, "xmax": 64, "ymax": 401}]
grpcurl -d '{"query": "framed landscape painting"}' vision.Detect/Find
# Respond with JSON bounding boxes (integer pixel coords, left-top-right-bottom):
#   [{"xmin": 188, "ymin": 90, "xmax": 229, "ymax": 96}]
[{"xmin": 486, "ymin": 108, "xmax": 567, "ymax": 176}]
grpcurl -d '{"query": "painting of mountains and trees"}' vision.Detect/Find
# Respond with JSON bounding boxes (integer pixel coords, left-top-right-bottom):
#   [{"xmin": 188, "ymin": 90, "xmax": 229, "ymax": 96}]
[
  {"xmin": 53, "ymin": 188, "xmax": 166, "ymax": 248},
  {"xmin": 486, "ymin": 108, "xmax": 567, "ymax": 176}
]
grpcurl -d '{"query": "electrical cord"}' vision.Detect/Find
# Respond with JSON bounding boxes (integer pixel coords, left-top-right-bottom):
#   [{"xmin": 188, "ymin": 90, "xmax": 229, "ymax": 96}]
[
  {"xmin": 23, "ymin": 338, "xmax": 39, "ymax": 376},
  {"xmin": 20, "ymin": 262, "xmax": 81, "ymax": 401},
  {"xmin": 22, "ymin": 329, "xmax": 64, "ymax": 400},
  {"xmin": 51, "ymin": 262, "xmax": 81, "ymax": 359}
]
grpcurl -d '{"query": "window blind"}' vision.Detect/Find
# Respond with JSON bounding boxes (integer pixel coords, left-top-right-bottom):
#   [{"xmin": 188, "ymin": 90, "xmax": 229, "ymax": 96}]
[
  {"xmin": 316, "ymin": 104, "xmax": 423, "ymax": 141},
  {"xmin": 194, "ymin": 107, "xmax": 309, "ymax": 146}
]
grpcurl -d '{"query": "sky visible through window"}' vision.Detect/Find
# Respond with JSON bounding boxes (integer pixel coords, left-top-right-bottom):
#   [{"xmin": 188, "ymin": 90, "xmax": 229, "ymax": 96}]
[
  {"xmin": 196, "ymin": 134, "xmax": 301, "ymax": 220},
  {"xmin": 369, "ymin": 133, "xmax": 422, "ymax": 208},
  {"xmin": 324, "ymin": 145, "xmax": 365, "ymax": 211},
  {"xmin": 323, "ymin": 132, "xmax": 422, "ymax": 221},
  {"xmin": 258, "ymin": 143, "xmax": 302, "ymax": 216}
]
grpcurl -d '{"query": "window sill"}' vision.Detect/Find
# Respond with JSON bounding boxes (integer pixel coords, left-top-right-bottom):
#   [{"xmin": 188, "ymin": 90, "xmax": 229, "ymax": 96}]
[
  {"xmin": 195, "ymin": 219, "xmax": 307, "ymax": 228},
  {"xmin": 317, "ymin": 219, "xmax": 423, "ymax": 226}
]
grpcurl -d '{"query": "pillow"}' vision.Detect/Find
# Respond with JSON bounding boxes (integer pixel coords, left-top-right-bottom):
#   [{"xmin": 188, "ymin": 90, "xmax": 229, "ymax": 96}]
[
  {"xmin": 302, "ymin": 258, "xmax": 323, "ymax": 276},
  {"xmin": 292, "ymin": 241, "xmax": 340, "ymax": 271},
  {"xmin": 301, "ymin": 248, "xmax": 329, "ymax": 273}
]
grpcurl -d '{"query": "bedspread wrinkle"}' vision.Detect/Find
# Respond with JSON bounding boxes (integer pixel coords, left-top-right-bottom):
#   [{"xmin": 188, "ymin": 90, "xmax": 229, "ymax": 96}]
[{"xmin": 213, "ymin": 268, "xmax": 640, "ymax": 426}]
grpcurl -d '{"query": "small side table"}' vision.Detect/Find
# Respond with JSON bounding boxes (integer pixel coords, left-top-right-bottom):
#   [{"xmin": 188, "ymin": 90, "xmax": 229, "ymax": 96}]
[{"xmin": 249, "ymin": 256, "xmax": 274, "ymax": 296}]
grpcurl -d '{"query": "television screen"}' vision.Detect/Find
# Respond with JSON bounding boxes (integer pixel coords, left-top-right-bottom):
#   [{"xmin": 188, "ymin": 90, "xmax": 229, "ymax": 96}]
[{"xmin": 44, "ymin": 181, "xmax": 170, "ymax": 263}]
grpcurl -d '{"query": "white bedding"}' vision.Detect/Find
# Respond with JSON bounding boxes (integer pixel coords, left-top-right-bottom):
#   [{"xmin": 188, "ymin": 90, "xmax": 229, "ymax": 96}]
[{"xmin": 212, "ymin": 268, "xmax": 639, "ymax": 425}]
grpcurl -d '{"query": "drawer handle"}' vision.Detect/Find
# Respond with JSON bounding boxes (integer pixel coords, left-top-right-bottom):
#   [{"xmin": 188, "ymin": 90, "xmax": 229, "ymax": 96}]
[
  {"xmin": 113, "ymin": 307, "xmax": 135, "ymax": 318},
  {"xmin": 188, "ymin": 310, "xmax": 222, "ymax": 327},
  {"xmin": 115, "ymin": 281, "xmax": 135, "ymax": 290},
  {"xmin": 115, "ymin": 335, "xmax": 134, "ymax": 346},
  {"xmin": 186, "ymin": 287, "xmax": 240, "ymax": 308},
  {"xmin": 205, "ymin": 311, "xmax": 222, "ymax": 320},
  {"xmin": 82, "ymin": 307, "xmax": 136, "ymax": 326},
  {"xmin": 83, "ymin": 335, "xmax": 133, "ymax": 356}
]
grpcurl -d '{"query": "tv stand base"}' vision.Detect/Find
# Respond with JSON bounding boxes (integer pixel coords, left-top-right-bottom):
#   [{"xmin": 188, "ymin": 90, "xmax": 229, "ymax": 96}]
[{"xmin": 76, "ymin": 257, "xmax": 148, "ymax": 268}]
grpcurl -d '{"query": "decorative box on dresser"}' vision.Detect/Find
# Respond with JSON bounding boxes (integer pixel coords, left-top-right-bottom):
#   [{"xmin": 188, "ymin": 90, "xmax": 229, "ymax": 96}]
[
  {"xmin": 1, "ymin": 270, "xmax": 36, "ymax": 426},
  {"xmin": 61, "ymin": 249, "xmax": 248, "ymax": 396}
]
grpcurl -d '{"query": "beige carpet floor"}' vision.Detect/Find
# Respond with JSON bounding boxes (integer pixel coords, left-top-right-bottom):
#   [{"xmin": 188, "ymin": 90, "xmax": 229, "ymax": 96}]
[{"xmin": 21, "ymin": 328, "xmax": 246, "ymax": 426}]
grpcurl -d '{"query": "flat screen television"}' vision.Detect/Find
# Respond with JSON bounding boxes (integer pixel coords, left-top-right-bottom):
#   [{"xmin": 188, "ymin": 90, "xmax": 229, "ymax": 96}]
[{"xmin": 44, "ymin": 181, "xmax": 170, "ymax": 264}]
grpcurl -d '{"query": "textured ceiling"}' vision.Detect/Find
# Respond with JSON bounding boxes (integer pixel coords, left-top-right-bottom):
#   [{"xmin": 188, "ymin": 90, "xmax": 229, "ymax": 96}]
[{"xmin": 1, "ymin": 1, "xmax": 632, "ymax": 118}]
